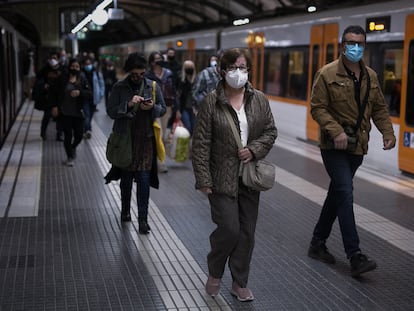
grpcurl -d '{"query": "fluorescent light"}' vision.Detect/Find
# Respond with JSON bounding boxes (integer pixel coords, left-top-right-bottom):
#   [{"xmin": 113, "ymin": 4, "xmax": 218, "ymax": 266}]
[
  {"xmin": 97, "ymin": 0, "xmax": 113, "ymax": 11},
  {"xmin": 71, "ymin": 14, "xmax": 92, "ymax": 33},
  {"xmin": 233, "ymin": 18, "xmax": 250, "ymax": 26}
]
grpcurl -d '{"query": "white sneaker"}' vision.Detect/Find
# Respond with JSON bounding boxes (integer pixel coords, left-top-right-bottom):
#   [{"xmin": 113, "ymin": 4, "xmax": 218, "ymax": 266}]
[
  {"xmin": 65, "ymin": 158, "xmax": 74, "ymax": 167},
  {"xmin": 158, "ymin": 163, "xmax": 168, "ymax": 173}
]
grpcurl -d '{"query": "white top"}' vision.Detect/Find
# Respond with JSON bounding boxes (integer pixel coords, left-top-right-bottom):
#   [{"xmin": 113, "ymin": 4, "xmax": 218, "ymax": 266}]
[{"xmin": 232, "ymin": 104, "xmax": 248, "ymax": 147}]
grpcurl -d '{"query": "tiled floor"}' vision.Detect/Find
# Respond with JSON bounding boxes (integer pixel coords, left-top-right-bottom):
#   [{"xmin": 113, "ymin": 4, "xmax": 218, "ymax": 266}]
[{"xmin": 1, "ymin": 100, "xmax": 414, "ymax": 310}]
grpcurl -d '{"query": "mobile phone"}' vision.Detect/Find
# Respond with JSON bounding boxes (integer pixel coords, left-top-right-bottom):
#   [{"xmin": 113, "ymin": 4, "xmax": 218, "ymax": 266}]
[{"xmin": 143, "ymin": 98, "xmax": 152, "ymax": 103}]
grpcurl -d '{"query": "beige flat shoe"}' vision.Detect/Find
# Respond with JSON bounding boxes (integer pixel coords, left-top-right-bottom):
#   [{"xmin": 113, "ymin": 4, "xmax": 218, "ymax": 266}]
[
  {"xmin": 231, "ymin": 282, "xmax": 254, "ymax": 302},
  {"xmin": 205, "ymin": 275, "xmax": 221, "ymax": 297}
]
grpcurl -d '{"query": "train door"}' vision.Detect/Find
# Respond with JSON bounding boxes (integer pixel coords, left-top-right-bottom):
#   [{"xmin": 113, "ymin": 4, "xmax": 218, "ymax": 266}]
[
  {"xmin": 187, "ymin": 39, "xmax": 195, "ymax": 62},
  {"xmin": 306, "ymin": 23, "xmax": 339, "ymax": 142},
  {"xmin": 398, "ymin": 14, "xmax": 414, "ymax": 174},
  {"xmin": 248, "ymin": 32, "xmax": 265, "ymax": 90}
]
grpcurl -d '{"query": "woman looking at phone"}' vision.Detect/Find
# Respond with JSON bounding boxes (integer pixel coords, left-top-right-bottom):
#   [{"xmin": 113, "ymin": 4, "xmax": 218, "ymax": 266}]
[{"xmin": 106, "ymin": 52, "xmax": 166, "ymax": 234}]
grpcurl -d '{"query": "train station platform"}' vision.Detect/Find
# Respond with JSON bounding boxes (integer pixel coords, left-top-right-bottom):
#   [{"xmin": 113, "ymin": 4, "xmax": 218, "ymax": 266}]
[{"xmin": 1, "ymin": 98, "xmax": 414, "ymax": 310}]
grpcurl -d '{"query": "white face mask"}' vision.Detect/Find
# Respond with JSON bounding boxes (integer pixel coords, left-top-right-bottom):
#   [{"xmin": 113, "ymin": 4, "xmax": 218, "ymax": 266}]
[{"xmin": 225, "ymin": 69, "xmax": 248, "ymax": 89}]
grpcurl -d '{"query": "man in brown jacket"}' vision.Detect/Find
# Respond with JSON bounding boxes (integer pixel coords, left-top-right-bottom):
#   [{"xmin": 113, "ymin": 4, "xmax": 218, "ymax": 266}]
[{"xmin": 308, "ymin": 25, "xmax": 396, "ymax": 277}]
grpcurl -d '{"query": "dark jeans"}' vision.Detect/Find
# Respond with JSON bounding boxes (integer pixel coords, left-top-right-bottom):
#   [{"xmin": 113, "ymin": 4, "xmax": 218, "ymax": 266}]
[
  {"xmin": 83, "ymin": 102, "xmax": 96, "ymax": 133},
  {"xmin": 312, "ymin": 149, "xmax": 363, "ymax": 258},
  {"xmin": 120, "ymin": 170, "xmax": 151, "ymax": 220},
  {"xmin": 207, "ymin": 180, "xmax": 260, "ymax": 287},
  {"xmin": 41, "ymin": 108, "xmax": 63, "ymax": 138},
  {"xmin": 180, "ymin": 108, "xmax": 195, "ymax": 135},
  {"xmin": 60, "ymin": 115, "xmax": 84, "ymax": 159}
]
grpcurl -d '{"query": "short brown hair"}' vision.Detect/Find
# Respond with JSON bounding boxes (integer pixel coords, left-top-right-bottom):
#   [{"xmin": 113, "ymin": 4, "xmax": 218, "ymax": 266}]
[
  {"xmin": 219, "ymin": 48, "xmax": 252, "ymax": 73},
  {"xmin": 124, "ymin": 52, "xmax": 146, "ymax": 72},
  {"xmin": 341, "ymin": 25, "xmax": 366, "ymax": 43}
]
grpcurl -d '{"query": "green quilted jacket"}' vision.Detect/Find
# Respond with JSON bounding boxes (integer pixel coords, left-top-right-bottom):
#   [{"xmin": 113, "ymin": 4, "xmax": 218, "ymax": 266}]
[{"xmin": 192, "ymin": 80, "xmax": 277, "ymax": 197}]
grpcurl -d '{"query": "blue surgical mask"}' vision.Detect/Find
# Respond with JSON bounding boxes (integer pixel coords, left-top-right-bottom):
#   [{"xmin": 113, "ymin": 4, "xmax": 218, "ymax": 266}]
[
  {"xmin": 85, "ymin": 64, "xmax": 93, "ymax": 71},
  {"xmin": 344, "ymin": 44, "xmax": 364, "ymax": 63}
]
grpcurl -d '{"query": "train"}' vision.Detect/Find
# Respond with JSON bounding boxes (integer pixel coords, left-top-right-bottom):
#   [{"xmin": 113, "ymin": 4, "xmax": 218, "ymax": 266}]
[
  {"xmin": 0, "ymin": 16, "xmax": 33, "ymax": 148},
  {"xmin": 103, "ymin": 0, "xmax": 414, "ymax": 176}
]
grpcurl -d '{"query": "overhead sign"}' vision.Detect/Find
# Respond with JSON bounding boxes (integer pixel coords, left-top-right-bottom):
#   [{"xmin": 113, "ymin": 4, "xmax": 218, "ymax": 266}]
[
  {"xmin": 403, "ymin": 132, "xmax": 414, "ymax": 148},
  {"xmin": 60, "ymin": 9, "xmax": 87, "ymax": 35},
  {"xmin": 108, "ymin": 8, "xmax": 124, "ymax": 20},
  {"xmin": 366, "ymin": 16, "xmax": 390, "ymax": 33}
]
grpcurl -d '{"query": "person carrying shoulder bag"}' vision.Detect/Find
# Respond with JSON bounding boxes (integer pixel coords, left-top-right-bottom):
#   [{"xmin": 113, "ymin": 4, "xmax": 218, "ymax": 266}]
[
  {"xmin": 106, "ymin": 52, "xmax": 166, "ymax": 234},
  {"xmin": 308, "ymin": 25, "xmax": 396, "ymax": 278}
]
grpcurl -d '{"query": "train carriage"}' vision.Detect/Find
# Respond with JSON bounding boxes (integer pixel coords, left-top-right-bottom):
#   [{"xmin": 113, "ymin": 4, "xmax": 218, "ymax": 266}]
[
  {"xmin": 100, "ymin": 0, "xmax": 414, "ymax": 175},
  {"xmin": 0, "ymin": 16, "xmax": 32, "ymax": 148}
]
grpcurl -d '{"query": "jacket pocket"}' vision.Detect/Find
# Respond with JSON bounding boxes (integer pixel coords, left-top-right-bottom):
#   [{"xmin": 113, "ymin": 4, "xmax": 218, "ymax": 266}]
[{"xmin": 327, "ymin": 80, "xmax": 352, "ymax": 104}]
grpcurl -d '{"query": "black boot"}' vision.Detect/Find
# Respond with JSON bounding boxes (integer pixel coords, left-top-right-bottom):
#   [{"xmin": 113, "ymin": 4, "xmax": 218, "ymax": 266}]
[
  {"xmin": 308, "ymin": 239, "xmax": 336, "ymax": 264},
  {"xmin": 350, "ymin": 252, "xmax": 377, "ymax": 277},
  {"xmin": 121, "ymin": 207, "xmax": 131, "ymax": 222},
  {"xmin": 138, "ymin": 218, "xmax": 150, "ymax": 234}
]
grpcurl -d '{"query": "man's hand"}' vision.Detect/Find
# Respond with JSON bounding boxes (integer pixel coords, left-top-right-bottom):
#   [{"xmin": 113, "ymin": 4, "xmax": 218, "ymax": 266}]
[
  {"xmin": 140, "ymin": 98, "xmax": 154, "ymax": 110},
  {"xmin": 334, "ymin": 132, "xmax": 348, "ymax": 150},
  {"xmin": 383, "ymin": 139, "xmax": 395, "ymax": 150}
]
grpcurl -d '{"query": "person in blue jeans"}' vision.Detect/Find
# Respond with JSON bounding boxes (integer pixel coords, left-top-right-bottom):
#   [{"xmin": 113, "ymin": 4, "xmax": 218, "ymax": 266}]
[
  {"xmin": 106, "ymin": 52, "xmax": 166, "ymax": 234},
  {"xmin": 175, "ymin": 60, "xmax": 197, "ymax": 134},
  {"xmin": 308, "ymin": 25, "xmax": 396, "ymax": 277},
  {"xmin": 81, "ymin": 57, "xmax": 105, "ymax": 139}
]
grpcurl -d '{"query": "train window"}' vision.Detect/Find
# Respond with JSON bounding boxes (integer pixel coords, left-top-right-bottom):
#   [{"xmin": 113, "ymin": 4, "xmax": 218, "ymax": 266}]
[
  {"xmin": 382, "ymin": 48, "xmax": 403, "ymax": 116},
  {"xmin": 264, "ymin": 49, "xmax": 283, "ymax": 96},
  {"xmin": 264, "ymin": 47, "xmax": 308, "ymax": 100},
  {"xmin": 287, "ymin": 50, "xmax": 307, "ymax": 100},
  {"xmin": 312, "ymin": 45, "xmax": 320, "ymax": 83},
  {"xmin": 326, "ymin": 43, "xmax": 335, "ymax": 64},
  {"xmin": 406, "ymin": 41, "xmax": 414, "ymax": 126},
  {"xmin": 0, "ymin": 29, "xmax": 5, "ymax": 139},
  {"xmin": 362, "ymin": 46, "xmax": 371, "ymax": 65},
  {"xmin": 193, "ymin": 50, "xmax": 215, "ymax": 74}
]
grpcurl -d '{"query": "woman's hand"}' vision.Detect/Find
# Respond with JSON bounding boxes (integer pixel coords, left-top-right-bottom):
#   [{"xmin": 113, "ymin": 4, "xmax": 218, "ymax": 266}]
[
  {"xmin": 70, "ymin": 89, "xmax": 80, "ymax": 97},
  {"xmin": 51, "ymin": 106, "xmax": 59, "ymax": 118},
  {"xmin": 199, "ymin": 187, "xmax": 212, "ymax": 194},
  {"xmin": 238, "ymin": 147, "xmax": 253, "ymax": 163}
]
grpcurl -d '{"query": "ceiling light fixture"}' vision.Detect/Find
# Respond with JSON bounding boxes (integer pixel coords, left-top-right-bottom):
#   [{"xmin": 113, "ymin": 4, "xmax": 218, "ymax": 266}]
[
  {"xmin": 233, "ymin": 18, "xmax": 250, "ymax": 26},
  {"xmin": 91, "ymin": 9, "xmax": 109, "ymax": 25}
]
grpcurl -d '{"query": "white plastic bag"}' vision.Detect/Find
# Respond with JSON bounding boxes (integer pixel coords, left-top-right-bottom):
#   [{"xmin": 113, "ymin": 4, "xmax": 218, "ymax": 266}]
[{"xmin": 167, "ymin": 125, "xmax": 190, "ymax": 162}]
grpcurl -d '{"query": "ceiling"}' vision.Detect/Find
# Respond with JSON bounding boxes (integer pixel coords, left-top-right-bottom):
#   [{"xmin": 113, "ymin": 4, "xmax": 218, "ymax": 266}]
[{"xmin": 0, "ymin": 0, "xmax": 395, "ymax": 51}]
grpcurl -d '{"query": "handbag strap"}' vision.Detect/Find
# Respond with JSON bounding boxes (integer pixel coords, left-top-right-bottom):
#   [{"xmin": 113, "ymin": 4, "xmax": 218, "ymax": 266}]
[
  {"xmin": 222, "ymin": 105, "xmax": 243, "ymax": 149},
  {"xmin": 222, "ymin": 105, "xmax": 245, "ymax": 176}
]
